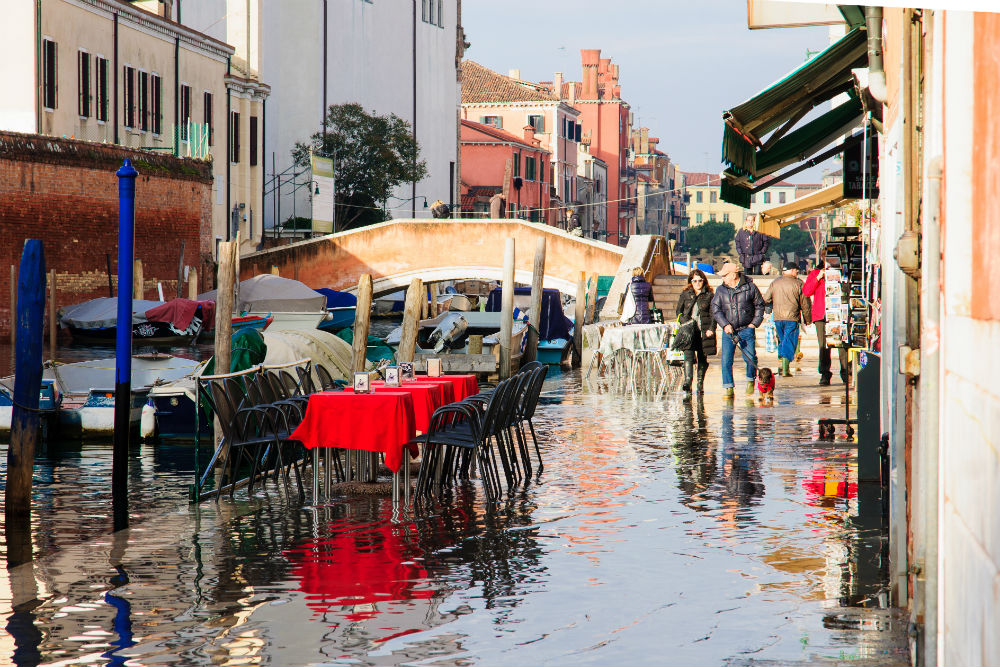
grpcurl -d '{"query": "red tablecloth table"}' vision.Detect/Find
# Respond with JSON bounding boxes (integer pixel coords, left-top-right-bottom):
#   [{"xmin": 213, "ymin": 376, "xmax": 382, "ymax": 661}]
[
  {"xmin": 362, "ymin": 382, "xmax": 446, "ymax": 433},
  {"xmin": 289, "ymin": 390, "xmax": 416, "ymax": 472},
  {"xmin": 414, "ymin": 374, "xmax": 479, "ymax": 402}
]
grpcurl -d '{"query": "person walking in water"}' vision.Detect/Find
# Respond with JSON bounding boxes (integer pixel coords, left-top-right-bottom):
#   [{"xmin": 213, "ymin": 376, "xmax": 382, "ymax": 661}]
[
  {"xmin": 803, "ymin": 258, "xmax": 849, "ymax": 384},
  {"xmin": 711, "ymin": 262, "xmax": 765, "ymax": 397},
  {"xmin": 763, "ymin": 262, "xmax": 811, "ymax": 377},
  {"xmin": 734, "ymin": 213, "xmax": 770, "ymax": 275},
  {"xmin": 675, "ymin": 269, "xmax": 717, "ymax": 396}
]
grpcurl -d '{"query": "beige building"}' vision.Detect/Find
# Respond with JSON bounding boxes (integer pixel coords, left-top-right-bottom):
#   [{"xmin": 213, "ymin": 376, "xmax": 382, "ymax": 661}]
[
  {"xmin": 0, "ymin": 0, "xmax": 268, "ymax": 255},
  {"xmin": 680, "ymin": 172, "xmax": 747, "ymax": 226}
]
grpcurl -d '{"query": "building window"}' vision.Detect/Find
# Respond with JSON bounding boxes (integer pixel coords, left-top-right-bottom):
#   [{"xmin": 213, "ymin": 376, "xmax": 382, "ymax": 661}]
[
  {"xmin": 151, "ymin": 75, "xmax": 161, "ymax": 134},
  {"xmin": 123, "ymin": 66, "xmax": 136, "ymax": 127},
  {"xmin": 575, "ymin": 123, "xmax": 582, "ymax": 142},
  {"xmin": 203, "ymin": 92, "xmax": 214, "ymax": 145},
  {"xmin": 696, "ymin": 191, "xmax": 703, "ymax": 203},
  {"xmin": 179, "ymin": 84, "xmax": 191, "ymax": 140},
  {"xmin": 751, "ymin": 193, "xmax": 756, "ymax": 204},
  {"xmin": 43, "ymin": 39, "xmax": 57, "ymax": 110},
  {"xmin": 249, "ymin": 116, "xmax": 258, "ymax": 166},
  {"xmin": 527, "ymin": 114, "xmax": 544, "ymax": 133},
  {"xmin": 696, "ymin": 213, "xmax": 703, "ymax": 224},
  {"xmin": 230, "ymin": 111, "xmax": 240, "ymax": 163},
  {"xmin": 779, "ymin": 191, "xmax": 786, "ymax": 203},
  {"xmin": 428, "ymin": 0, "xmax": 435, "ymax": 24},
  {"xmin": 96, "ymin": 57, "xmax": 108, "ymax": 122},
  {"xmin": 437, "ymin": 0, "xmax": 444, "ymax": 26},
  {"xmin": 512, "ymin": 152, "xmax": 520, "ymax": 178},
  {"xmin": 138, "ymin": 71, "xmax": 149, "ymax": 131},
  {"xmin": 77, "ymin": 51, "xmax": 90, "ymax": 117},
  {"xmin": 709, "ymin": 214, "xmax": 717, "ymax": 222},
  {"xmin": 421, "ymin": 0, "xmax": 428, "ymax": 21},
  {"xmin": 723, "ymin": 213, "xmax": 729, "ymax": 223},
  {"xmin": 763, "ymin": 191, "xmax": 771, "ymax": 204},
  {"xmin": 710, "ymin": 191, "xmax": 717, "ymax": 203},
  {"xmin": 525, "ymin": 156, "xmax": 537, "ymax": 181},
  {"xmin": 480, "ymin": 115, "xmax": 502, "ymax": 129}
]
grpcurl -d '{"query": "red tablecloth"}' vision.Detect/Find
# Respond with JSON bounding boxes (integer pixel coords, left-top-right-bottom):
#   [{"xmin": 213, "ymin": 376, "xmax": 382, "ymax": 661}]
[
  {"xmin": 361, "ymin": 382, "xmax": 445, "ymax": 433},
  {"xmin": 289, "ymin": 390, "xmax": 415, "ymax": 472},
  {"xmin": 414, "ymin": 374, "xmax": 479, "ymax": 402}
]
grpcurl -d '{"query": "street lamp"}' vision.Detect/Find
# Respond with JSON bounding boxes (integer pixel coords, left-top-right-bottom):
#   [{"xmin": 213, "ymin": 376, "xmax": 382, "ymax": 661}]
[{"xmin": 385, "ymin": 195, "xmax": 429, "ymax": 218}]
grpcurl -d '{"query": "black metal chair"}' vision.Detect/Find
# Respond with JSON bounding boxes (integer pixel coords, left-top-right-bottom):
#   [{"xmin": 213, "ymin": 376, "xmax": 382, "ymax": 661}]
[
  {"xmin": 208, "ymin": 378, "xmax": 281, "ymax": 498},
  {"xmin": 516, "ymin": 364, "xmax": 549, "ymax": 469}
]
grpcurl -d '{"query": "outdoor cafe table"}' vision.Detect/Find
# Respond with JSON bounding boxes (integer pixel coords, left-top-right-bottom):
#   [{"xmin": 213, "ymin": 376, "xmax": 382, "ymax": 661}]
[
  {"xmin": 597, "ymin": 322, "xmax": 676, "ymax": 360},
  {"xmin": 413, "ymin": 374, "xmax": 479, "ymax": 402},
  {"xmin": 367, "ymin": 381, "xmax": 447, "ymax": 432}
]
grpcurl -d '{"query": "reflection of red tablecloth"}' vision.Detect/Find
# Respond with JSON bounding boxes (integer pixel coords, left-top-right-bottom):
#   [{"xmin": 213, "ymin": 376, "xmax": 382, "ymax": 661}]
[
  {"xmin": 361, "ymin": 382, "xmax": 445, "ymax": 433},
  {"xmin": 289, "ymin": 391, "xmax": 415, "ymax": 472},
  {"xmin": 415, "ymin": 374, "xmax": 479, "ymax": 402},
  {"xmin": 286, "ymin": 522, "xmax": 434, "ymax": 622}
]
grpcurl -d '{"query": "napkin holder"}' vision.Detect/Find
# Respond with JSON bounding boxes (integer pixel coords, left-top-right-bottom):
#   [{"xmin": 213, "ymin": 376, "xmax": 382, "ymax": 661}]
[
  {"xmin": 384, "ymin": 366, "xmax": 400, "ymax": 387},
  {"xmin": 427, "ymin": 358, "xmax": 443, "ymax": 377},
  {"xmin": 353, "ymin": 371, "xmax": 371, "ymax": 393}
]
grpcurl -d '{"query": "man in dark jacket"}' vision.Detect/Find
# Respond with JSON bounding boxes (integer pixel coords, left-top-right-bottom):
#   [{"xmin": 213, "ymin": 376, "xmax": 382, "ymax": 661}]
[
  {"xmin": 734, "ymin": 213, "xmax": 770, "ymax": 274},
  {"xmin": 711, "ymin": 262, "xmax": 765, "ymax": 397}
]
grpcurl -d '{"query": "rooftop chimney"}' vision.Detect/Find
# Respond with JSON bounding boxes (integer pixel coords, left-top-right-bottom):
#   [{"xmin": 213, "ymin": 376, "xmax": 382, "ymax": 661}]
[
  {"xmin": 553, "ymin": 72, "xmax": 563, "ymax": 98},
  {"xmin": 523, "ymin": 125, "xmax": 536, "ymax": 143},
  {"xmin": 581, "ymin": 49, "xmax": 601, "ymax": 99},
  {"xmin": 508, "ymin": 68, "xmax": 521, "ymax": 80}
]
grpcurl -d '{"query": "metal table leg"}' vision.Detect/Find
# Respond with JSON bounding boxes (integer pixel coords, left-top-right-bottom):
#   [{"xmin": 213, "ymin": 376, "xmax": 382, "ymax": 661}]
[
  {"xmin": 323, "ymin": 448, "xmax": 332, "ymax": 498},
  {"xmin": 312, "ymin": 448, "xmax": 319, "ymax": 503}
]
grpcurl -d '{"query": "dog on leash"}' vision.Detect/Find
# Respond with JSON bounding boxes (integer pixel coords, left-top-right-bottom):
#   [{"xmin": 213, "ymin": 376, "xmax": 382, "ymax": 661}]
[{"xmin": 756, "ymin": 367, "xmax": 775, "ymax": 401}]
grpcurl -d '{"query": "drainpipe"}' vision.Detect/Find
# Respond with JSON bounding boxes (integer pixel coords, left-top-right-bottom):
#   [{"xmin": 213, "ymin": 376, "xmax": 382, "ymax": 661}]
[
  {"xmin": 920, "ymin": 155, "xmax": 942, "ymax": 667},
  {"xmin": 35, "ymin": 0, "xmax": 41, "ymax": 132},
  {"xmin": 113, "ymin": 13, "xmax": 119, "ymax": 144},
  {"xmin": 866, "ymin": 6, "xmax": 887, "ymax": 103},
  {"xmin": 173, "ymin": 36, "xmax": 179, "ymax": 155},
  {"xmin": 226, "ymin": 56, "xmax": 232, "ymax": 243},
  {"xmin": 411, "ymin": 0, "xmax": 417, "ymax": 218}
]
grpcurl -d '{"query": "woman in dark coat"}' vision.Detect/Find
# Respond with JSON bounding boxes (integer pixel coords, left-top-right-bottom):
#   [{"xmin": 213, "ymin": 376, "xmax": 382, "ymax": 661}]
[
  {"xmin": 628, "ymin": 267, "xmax": 652, "ymax": 324},
  {"xmin": 675, "ymin": 269, "xmax": 717, "ymax": 395}
]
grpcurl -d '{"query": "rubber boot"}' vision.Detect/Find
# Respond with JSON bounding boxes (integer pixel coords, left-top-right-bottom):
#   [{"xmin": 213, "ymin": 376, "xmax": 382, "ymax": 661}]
[
  {"xmin": 696, "ymin": 364, "xmax": 708, "ymax": 394},
  {"xmin": 779, "ymin": 358, "xmax": 790, "ymax": 377},
  {"xmin": 682, "ymin": 360, "xmax": 693, "ymax": 396}
]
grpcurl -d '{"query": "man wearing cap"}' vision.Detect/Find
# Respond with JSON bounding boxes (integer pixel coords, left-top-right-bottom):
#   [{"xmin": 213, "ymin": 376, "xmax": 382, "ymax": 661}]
[
  {"xmin": 764, "ymin": 262, "xmax": 812, "ymax": 377},
  {"xmin": 710, "ymin": 262, "xmax": 766, "ymax": 397}
]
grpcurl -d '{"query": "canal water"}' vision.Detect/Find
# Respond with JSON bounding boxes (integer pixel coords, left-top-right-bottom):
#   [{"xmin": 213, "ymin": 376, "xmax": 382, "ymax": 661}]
[{"xmin": 0, "ymin": 366, "xmax": 909, "ymax": 666}]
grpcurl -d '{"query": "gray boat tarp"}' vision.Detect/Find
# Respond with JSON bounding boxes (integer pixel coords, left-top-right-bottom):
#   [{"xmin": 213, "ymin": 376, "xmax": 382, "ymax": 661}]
[
  {"xmin": 58, "ymin": 297, "xmax": 165, "ymax": 330},
  {"xmin": 199, "ymin": 274, "xmax": 327, "ymax": 313},
  {"xmin": 47, "ymin": 355, "xmax": 205, "ymax": 396}
]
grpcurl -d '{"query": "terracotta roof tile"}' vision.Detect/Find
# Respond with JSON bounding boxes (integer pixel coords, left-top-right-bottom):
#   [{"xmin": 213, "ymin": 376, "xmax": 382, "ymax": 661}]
[
  {"xmin": 461, "ymin": 61, "xmax": 560, "ymax": 104},
  {"xmin": 461, "ymin": 119, "xmax": 550, "ymax": 153}
]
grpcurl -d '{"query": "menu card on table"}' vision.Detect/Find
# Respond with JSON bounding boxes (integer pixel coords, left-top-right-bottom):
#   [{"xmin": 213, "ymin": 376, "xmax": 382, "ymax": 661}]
[
  {"xmin": 427, "ymin": 358, "xmax": 443, "ymax": 377},
  {"xmin": 399, "ymin": 362, "xmax": 414, "ymax": 381},
  {"xmin": 353, "ymin": 371, "xmax": 371, "ymax": 393},
  {"xmin": 384, "ymin": 366, "xmax": 400, "ymax": 387}
]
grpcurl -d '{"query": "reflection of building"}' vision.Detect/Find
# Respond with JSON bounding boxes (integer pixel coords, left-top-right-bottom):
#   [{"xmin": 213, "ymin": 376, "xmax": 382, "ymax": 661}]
[{"xmin": 0, "ymin": 0, "xmax": 267, "ymax": 251}]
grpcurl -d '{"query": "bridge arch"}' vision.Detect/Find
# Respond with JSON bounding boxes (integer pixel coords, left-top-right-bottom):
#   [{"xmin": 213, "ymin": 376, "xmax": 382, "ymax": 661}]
[{"xmin": 240, "ymin": 219, "xmax": 625, "ymax": 297}]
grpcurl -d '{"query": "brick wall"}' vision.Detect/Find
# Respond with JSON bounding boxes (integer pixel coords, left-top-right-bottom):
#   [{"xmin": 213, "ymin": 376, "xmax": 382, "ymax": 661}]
[{"xmin": 0, "ymin": 131, "xmax": 214, "ymax": 337}]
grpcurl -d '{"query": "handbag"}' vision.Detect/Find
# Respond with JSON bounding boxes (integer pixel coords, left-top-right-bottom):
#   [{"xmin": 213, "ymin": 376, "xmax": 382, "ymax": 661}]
[
  {"xmin": 619, "ymin": 287, "xmax": 637, "ymax": 324},
  {"xmin": 670, "ymin": 299, "xmax": 700, "ymax": 351}
]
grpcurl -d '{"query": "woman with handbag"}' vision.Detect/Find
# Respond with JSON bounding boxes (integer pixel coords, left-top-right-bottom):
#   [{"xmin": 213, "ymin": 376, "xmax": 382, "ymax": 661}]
[{"xmin": 674, "ymin": 269, "xmax": 717, "ymax": 396}]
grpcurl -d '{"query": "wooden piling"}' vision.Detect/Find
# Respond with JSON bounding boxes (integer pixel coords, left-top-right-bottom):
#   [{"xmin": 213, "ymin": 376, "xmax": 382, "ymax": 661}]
[
  {"xmin": 586, "ymin": 272, "xmax": 599, "ymax": 326},
  {"xmin": 397, "ymin": 278, "xmax": 423, "ymax": 363},
  {"xmin": 573, "ymin": 271, "xmax": 586, "ymax": 367},
  {"xmin": 133, "ymin": 259, "xmax": 144, "ymax": 300},
  {"xmin": 187, "ymin": 267, "xmax": 198, "ymax": 300},
  {"xmin": 352, "ymin": 274, "xmax": 373, "ymax": 372},
  {"xmin": 525, "ymin": 237, "xmax": 546, "ymax": 363},
  {"xmin": 176, "ymin": 240, "xmax": 186, "ymax": 298},
  {"xmin": 499, "ymin": 238, "xmax": 515, "ymax": 379},
  {"xmin": 6, "ymin": 240, "xmax": 46, "ymax": 567},
  {"xmin": 48, "ymin": 269, "xmax": 56, "ymax": 360},
  {"xmin": 214, "ymin": 242, "xmax": 238, "ymax": 375}
]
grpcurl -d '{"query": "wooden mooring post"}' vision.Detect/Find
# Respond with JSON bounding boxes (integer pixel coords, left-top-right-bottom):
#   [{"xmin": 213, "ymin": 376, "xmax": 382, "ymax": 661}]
[
  {"xmin": 397, "ymin": 278, "xmax": 423, "ymax": 363},
  {"xmin": 525, "ymin": 237, "xmax": 546, "ymax": 363},
  {"xmin": 187, "ymin": 267, "xmax": 198, "ymax": 300},
  {"xmin": 133, "ymin": 258, "xmax": 144, "ymax": 300},
  {"xmin": 49, "ymin": 269, "xmax": 57, "ymax": 360},
  {"xmin": 176, "ymin": 240, "xmax": 186, "ymax": 299},
  {"xmin": 499, "ymin": 238, "xmax": 515, "ymax": 379},
  {"xmin": 573, "ymin": 271, "xmax": 586, "ymax": 367},
  {"xmin": 352, "ymin": 274, "xmax": 373, "ymax": 372},
  {"xmin": 9, "ymin": 264, "xmax": 16, "ymax": 372},
  {"xmin": 5, "ymin": 240, "xmax": 46, "ymax": 566},
  {"xmin": 586, "ymin": 272, "xmax": 599, "ymax": 326}
]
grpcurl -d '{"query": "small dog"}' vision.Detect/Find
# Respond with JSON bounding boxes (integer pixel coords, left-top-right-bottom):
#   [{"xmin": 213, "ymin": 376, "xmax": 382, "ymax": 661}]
[{"xmin": 757, "ymin": 367, "xmax": 775, "ymax": 401}]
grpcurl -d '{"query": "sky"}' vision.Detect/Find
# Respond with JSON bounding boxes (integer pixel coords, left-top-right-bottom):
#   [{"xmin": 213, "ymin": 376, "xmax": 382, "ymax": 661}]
[{"xmin": 461, "ymin": 0, "xmax": 836, "ymax": 183}]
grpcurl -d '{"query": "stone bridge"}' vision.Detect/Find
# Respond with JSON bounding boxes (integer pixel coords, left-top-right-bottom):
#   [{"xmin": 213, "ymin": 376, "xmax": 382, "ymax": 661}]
[{"xmin": 240, "ymin": 219, "xmax": 627, "ymax": 297}]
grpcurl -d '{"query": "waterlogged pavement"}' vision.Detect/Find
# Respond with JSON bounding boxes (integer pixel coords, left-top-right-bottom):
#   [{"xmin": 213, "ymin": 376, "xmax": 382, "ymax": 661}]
[{"xmin": 0, "ymin": 366, "xmax": 909, "ymax": 666}]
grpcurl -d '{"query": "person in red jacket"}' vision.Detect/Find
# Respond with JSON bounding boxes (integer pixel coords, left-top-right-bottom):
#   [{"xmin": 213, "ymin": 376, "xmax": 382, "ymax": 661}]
[{"xmin": 802, "ymin": 261, "xmax": 849, "ymax": 385}]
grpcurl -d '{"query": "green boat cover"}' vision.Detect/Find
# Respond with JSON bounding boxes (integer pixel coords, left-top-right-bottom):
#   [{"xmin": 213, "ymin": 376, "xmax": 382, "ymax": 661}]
[{"xmin": 333, "ymin": 327, "xmax": 396, "ymax": 363}]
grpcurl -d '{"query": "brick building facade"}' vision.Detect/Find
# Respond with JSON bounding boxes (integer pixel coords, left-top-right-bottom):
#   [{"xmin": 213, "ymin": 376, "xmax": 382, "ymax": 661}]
[{"xmin": 0, "ymin": 131, "xmax": 213, "ymax": 337}]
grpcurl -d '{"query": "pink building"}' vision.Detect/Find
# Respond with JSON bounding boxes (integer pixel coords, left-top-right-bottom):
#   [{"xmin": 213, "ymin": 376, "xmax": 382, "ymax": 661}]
[
  {"xmin": 460, "ymin": 61, "xmax": 580, "ymax": 223},
  {"xmin": 460, "ymin": 119, "xmax": 551, "ymax": 220}
]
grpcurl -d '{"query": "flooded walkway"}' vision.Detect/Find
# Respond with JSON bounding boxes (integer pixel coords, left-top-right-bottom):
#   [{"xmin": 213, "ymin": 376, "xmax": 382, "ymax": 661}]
[{"xmin": 0, "ymin": 366, "xmax": 909, "ymax": 666}]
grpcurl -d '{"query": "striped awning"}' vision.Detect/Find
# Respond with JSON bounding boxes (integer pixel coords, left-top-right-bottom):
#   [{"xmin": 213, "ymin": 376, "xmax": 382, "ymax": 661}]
[{"xmin": 757, "ymin": 181, "xmax": 849, "ymax": 238}]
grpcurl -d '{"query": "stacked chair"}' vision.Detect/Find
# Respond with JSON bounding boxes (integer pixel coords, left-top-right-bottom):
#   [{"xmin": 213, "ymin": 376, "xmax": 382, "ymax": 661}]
[
  {"xmin": 196, "ymin": 360, "xmax": 343, "ymax": 501},
  {"xmin": 415, "ymin": 362, "xmax": 549, "ymax": 501}
]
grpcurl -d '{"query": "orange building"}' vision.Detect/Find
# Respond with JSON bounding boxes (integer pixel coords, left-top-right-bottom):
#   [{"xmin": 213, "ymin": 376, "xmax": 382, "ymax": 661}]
[{"xmin": 459, "ymin": 119, "xmax": 551, "ymax": 220}]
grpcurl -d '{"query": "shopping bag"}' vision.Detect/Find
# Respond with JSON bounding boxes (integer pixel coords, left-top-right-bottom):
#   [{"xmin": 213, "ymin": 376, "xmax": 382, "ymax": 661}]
[{"xmin": 763, "ymin": 314, "xmax": 777, "ymax": 353}]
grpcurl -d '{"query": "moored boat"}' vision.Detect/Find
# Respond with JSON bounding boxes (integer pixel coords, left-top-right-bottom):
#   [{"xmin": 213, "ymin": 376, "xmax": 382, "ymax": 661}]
[{"xmin": 58, "ymin": 297, "xmax": 210, "ymax": 346}]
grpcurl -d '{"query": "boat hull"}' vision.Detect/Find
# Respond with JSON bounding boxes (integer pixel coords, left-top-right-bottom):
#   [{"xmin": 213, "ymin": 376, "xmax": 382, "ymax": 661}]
[{"xmin": 67, "ymin": 317, "xmax": 201, "ymax": 346}]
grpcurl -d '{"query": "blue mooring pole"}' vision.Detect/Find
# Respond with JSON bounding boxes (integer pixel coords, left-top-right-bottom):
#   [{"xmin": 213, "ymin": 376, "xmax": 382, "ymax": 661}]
[
  {"xmin": 4, "ymin": 239, "xmax": 46, "ymax": 566},
  {"xmin": 113, "ymin": 159, "xmax": 138, "ymax": 532}
]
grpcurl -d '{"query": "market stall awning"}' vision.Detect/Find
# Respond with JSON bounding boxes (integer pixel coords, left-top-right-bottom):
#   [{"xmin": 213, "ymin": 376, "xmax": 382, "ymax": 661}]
[
  {"xmin": 721, "ymin": 27, "xmax": 868, "ymax": 181},
  {"xmin": 757, "ymin": 181, "xmax": 848, "ymax": 238}
]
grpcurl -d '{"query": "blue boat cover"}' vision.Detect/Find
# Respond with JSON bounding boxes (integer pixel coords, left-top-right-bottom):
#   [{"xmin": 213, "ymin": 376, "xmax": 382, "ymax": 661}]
[
  {"xmin": 314, "ymin": 288, "xmax": 358, "ymax": 308},
  {"xmin": 485, "ymin": 287, "xmax": 572, "ymax": 341}
]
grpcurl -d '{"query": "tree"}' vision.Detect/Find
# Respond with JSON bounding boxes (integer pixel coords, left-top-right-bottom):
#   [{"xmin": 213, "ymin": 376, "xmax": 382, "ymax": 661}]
[
  {"xmin": 771, "ymin": 224, "xmax": 813, "ymax": 258},
  {"xmin": 292, "ymin": 103, "xmax": 428, "ymax": 230},
  {"xmin": 685, "ymin": 220, "xmax": 737, "ymax": 255}
]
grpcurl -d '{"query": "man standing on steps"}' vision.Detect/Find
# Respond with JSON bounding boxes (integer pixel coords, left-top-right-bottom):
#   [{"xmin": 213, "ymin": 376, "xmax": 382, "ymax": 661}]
[
  {"xmin": 763, "ymin": 262, "xmax": 812, "ymax": 377},
  {"xmin": 734, "ymin": 213, "xmax": 770, "ymax": 275},
  {"xmin": 711, "ymin": 262, "xmax": 765, "ymax": 397}
]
